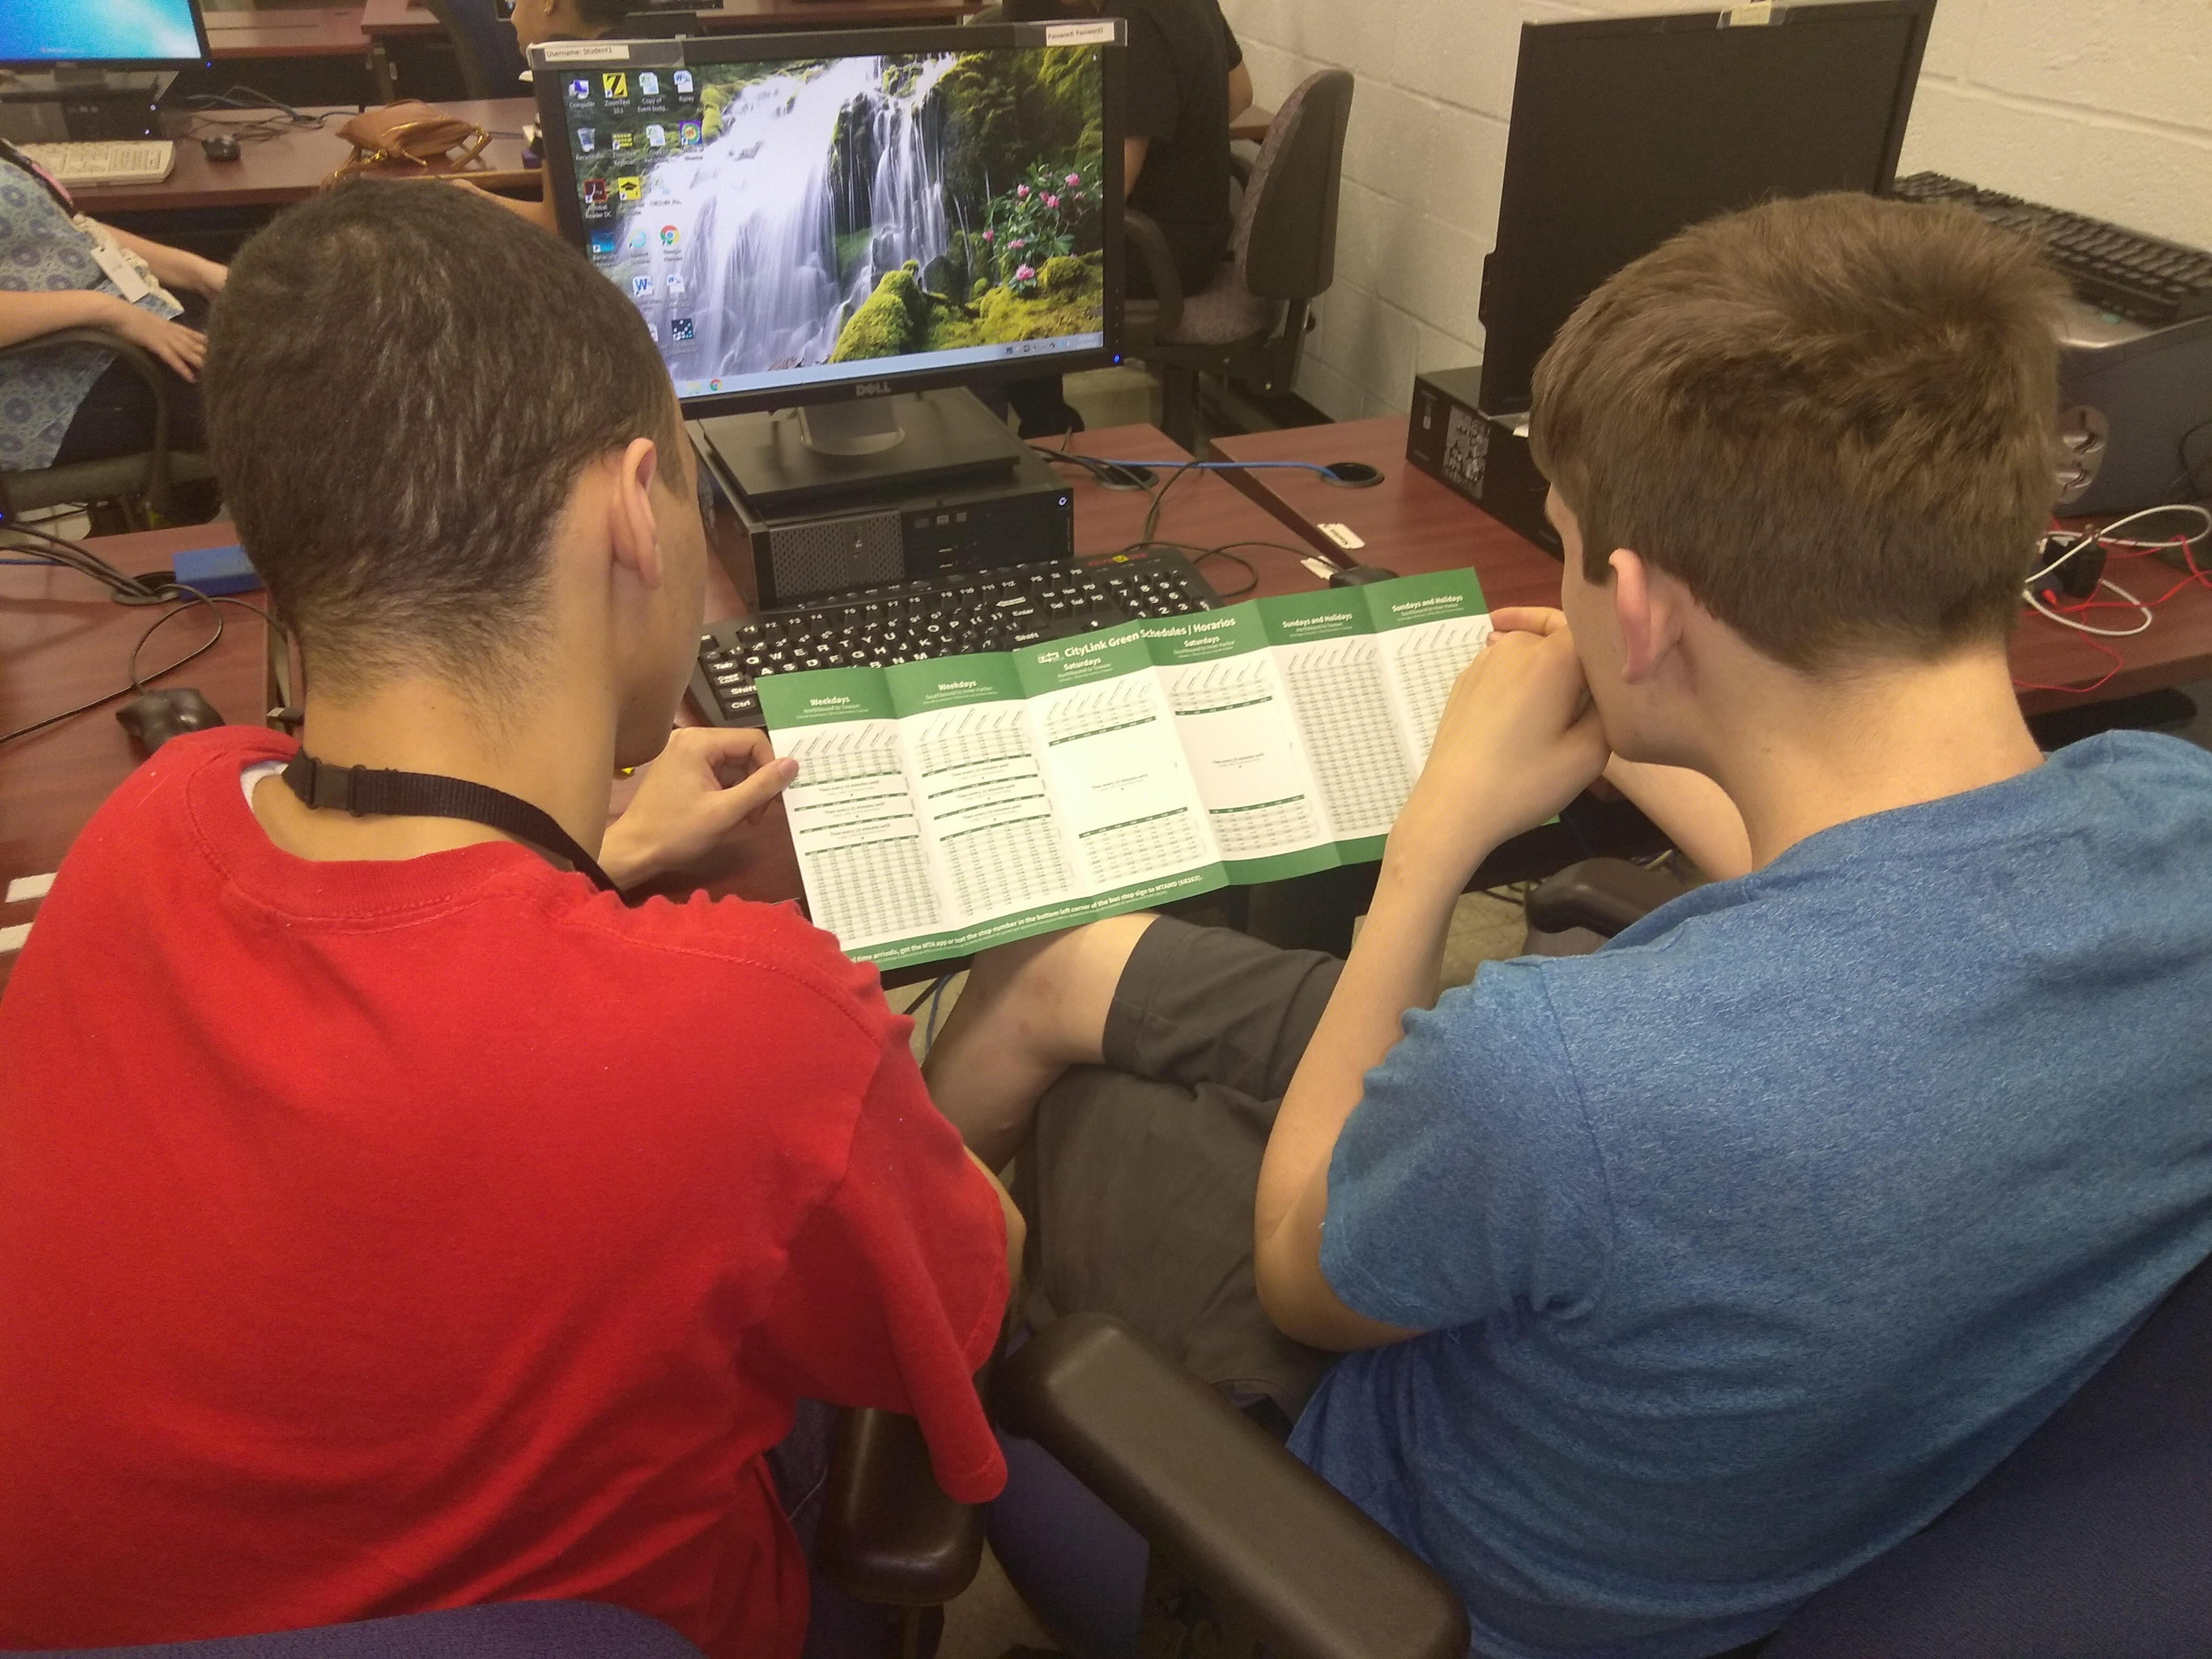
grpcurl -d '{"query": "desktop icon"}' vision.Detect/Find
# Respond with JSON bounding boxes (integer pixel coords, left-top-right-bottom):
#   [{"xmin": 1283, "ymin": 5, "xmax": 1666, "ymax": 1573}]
[
  {"xmin": 638, "ymin": 71, "xmax": 660, "ymax": 97},
  {"xmin": 666, "ymin": 273, "xmax": 686, "ymax": 296},
  {"xmin": 659, "ymin": 224, "xmax": 680, "ymax": 248},
  {"xmin": 566, "ymin": 78, "xmax": 591, "ymax": 103},
  {"xmin": 574, "ymin": 127, "xmax": 596, "ymax": 154},
  {"xmin": 601, "ymin": 72, "xmax": 628, "ymax": 100},
  {"xmin": 671, "ymin": 317, "xmax": 695, "ymax": 342},
  {"xmin": 645, "ymin": 124, "xmax": 667, "ymax": 149},
  {"xmin": 678, "ymin": 120, "xmax": 702, "ymax": 148},
  {"xmin": 708, "ymin": 379, "xmax": 722, "ymax": 391},
  {"xmin": 627, "ymin": 227, "xmax": 649, "ymax": 250},
  {"xmin": 581, "ymin": 178, "xmax": 608, "ymax": 208},
  {"xmin": 611, "ymin": 130, "xmax": 635, "ymax": 151},
  {"xmin": 614, "ymin": 175, "xmax": 642, "ymax": 202},
  {"xmin": 588, "ymin": 229, "xmax": 617, "ymax": 255},
  {"xmin": 632, "ymin": 274, "xmax": 653, "ymax": 299},
  {"xmin": 672, "ymin": 69, "xmax": 693, "ymax": 95}
]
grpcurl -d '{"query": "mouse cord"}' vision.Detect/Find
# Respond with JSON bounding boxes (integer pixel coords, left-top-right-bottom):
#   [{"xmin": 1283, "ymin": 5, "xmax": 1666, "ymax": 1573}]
[{"xmin": 0, "ymin": 586, "xmax": 272, "ymax": 749}]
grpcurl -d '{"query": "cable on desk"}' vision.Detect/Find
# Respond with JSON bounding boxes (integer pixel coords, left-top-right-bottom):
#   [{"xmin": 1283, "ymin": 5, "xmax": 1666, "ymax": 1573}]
[
  {"xmin": 2012, "ymin": 502, "xmax": 2212, "ymax": 694},
  {"xmin": 0, "ymin": 525, "xmax": 285, "ymax": 748}
]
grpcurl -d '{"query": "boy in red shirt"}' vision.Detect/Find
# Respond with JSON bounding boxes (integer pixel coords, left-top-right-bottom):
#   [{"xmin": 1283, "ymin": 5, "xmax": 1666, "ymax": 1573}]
[{"xmin": 0, "ymin": 179, "xmax": 1017, "ymax": 1657}]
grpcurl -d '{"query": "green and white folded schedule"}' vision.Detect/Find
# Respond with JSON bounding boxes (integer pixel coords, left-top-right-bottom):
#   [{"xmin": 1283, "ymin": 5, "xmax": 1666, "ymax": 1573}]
[{"xmin": 756, "ymin": 568, "xmax": 1491, "ymax": 968}]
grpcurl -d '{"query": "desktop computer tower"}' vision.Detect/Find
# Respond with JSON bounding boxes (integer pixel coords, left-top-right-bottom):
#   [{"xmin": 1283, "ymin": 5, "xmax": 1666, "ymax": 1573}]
[
  {"xmin": 2058, "ymin": 308, "xmax": 2212, "ymax": 516},
  {"xmin": 691, "ymin": 420, "xmax": 1076, "ymax": 611},
  {"xmin": 1404, "ymin": 367, "xmax": 1563, "ymax": 559}
]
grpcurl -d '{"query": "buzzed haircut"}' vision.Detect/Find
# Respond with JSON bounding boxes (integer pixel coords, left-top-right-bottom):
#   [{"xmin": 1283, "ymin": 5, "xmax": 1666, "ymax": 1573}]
[
  {"xmin": 204, "ymin": 179, "xmax": 679, "ymax": 695},
  {"xmin": 1530, "ymin": 191, "xmax": 2069, "ymax": 671}
]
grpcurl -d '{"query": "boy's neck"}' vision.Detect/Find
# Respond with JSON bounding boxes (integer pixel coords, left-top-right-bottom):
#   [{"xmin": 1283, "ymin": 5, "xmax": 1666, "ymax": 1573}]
[
  {"xmin": 250, "ymin": 672, "xmax": 619, "ymax": 868},
  {"xmin": 1704, "ymin": 648, "xmax": 2044, "ymax": 869}
]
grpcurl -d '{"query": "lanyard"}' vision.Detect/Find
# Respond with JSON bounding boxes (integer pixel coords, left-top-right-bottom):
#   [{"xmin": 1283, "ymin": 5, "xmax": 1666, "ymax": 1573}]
[
  {"xmin": 281, "ymin": 751, "xmax": 618, "ymax": 892},
  {"xmin": 0, "ymin": 140, "xmax": 76, "ymax": 212}
]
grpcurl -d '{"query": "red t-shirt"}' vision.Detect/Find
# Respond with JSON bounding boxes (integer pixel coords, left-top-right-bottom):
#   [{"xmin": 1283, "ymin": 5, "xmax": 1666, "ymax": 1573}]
[{"xmin": 0, "ymin": 727, "xmax": 1007, "ymax": 1655}]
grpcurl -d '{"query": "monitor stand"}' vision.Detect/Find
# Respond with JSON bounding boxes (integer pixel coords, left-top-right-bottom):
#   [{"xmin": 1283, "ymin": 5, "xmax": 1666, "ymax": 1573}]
[{"xmin": 694, "ymin": 386, "xmax": 1026, "ymax": 520}]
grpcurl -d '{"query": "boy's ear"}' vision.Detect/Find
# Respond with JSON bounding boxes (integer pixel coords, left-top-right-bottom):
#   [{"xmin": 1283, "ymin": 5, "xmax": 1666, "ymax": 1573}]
[
  {"xmin": 606, "ymin": 437, "xmax": 664, "ymax": 590},
  {"xmin": 1611, "ymin": 548, "xmax": 1684, "ymax": 684}
]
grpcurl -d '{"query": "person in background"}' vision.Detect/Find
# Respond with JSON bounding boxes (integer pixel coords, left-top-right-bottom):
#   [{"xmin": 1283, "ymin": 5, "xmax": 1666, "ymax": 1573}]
[
  {"xmin": 503, "ymin": 0, "xmax": 627, "ymax": 52},
  {"xmin": 0, "ymin": 138, "xmax": 224, "ymax": 499},
  {"xmin": 992, "ymin": 0, "xmax": 1247, "ymax": 437}
]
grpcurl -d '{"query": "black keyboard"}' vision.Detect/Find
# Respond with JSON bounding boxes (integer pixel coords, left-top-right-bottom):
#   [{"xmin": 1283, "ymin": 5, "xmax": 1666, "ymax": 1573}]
[
  {"xmin": 691, "ymin": 548, "xmax": 1220, "ymax": 728},
  {"xmin": 1892, "ymin": 172, "xmax": 2212, "ymax": 329}
]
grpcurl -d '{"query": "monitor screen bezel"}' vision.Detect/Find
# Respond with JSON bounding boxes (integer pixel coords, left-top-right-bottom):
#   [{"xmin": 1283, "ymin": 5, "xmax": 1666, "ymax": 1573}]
[
  {"xmin": 1475, "ymin": 0, "xmax": 1936, "ymax": 417},
  {"xmin": 0, "ymin": 0, "xmax": 212, "ymax": 72},
  {"xmin": 532, "ymin": 23, "xmax": 1127, "ymax": 422}
]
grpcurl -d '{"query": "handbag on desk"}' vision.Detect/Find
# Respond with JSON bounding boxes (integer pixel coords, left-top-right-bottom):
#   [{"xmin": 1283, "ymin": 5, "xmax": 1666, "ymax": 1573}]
[{"xmin": 329, "ymin": 102, "xmax": 492, "ymax": 181}]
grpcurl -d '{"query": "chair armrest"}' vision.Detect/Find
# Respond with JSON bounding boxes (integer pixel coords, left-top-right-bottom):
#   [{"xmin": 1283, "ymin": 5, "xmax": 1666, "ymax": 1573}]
[
  {"xmin": 1524, "ymin": 857, "xmax": 1687, "ymax": 940},
  {"xmin": 0, "ymin": 325, "xmax": 186, "ymax": 513},
  {"xmin": 814, "ymin": 1407, "xmax": 985, "ymax": 1609},
  {"xmin": 998, "ymin": 1313, "xmax": 1468, "ymax": 1659},
  {"xmin": 1122, "ymin": 208, "xmax": 1185, "ymax": 341}
]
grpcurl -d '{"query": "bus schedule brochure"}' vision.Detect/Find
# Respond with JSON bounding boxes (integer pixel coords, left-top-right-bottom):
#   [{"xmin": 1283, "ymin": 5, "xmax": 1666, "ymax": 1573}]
[{"xmin": 756, "ymin": 567, "xmax": 1490, "ymax": 969}]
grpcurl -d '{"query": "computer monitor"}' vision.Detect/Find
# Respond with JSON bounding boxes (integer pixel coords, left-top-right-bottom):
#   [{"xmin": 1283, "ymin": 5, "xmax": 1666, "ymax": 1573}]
[
  {"xmin": 531, "ymin": 23, "xmax": 1125, "ymax": 446},
  {"xmin": 0, "ymin": 0, "xmax": 211, "ymax": 70},
  {"xmin": 1476, "ymin": 0, "xmax": 1936, "ymax": 416}
]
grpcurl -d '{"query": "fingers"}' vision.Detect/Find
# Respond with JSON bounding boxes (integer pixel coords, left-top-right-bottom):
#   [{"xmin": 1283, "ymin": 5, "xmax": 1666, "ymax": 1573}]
[
  {"xmin": 1488, "ymin": 605, "xmax": 1571, "ymax": 638},
  {"xmin": 154, "ymin": 325, "xmax": 205, "ymax": 381},
  {"xmin": 710, "ymin": 753, "xmax": 799, "ymax": 830},
  {"xmin": 667, "ymin": 723, "xmax": 776, "ymax": 782}
]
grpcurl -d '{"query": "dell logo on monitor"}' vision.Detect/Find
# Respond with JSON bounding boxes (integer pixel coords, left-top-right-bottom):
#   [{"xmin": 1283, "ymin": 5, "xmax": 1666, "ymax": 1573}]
[{"xmin": 850, "ymin": 381, "xmax": 896, "ymax": 398}]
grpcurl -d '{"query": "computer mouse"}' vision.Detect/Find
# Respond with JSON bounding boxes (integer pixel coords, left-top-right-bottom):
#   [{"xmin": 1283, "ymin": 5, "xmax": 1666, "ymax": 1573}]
[
  {"xmin": 1327, "ymin": 563, "xmax": 1400, "ymax": 586},
  {"xmin": 1319, "ymin": 460, "xmax": 1384, "ymax": 487},
  {"xmin": 200, "ymin": 133, "xmax": 241, "ymax": 163},
  {"xmin": 116, "ymin": 687, "xmax": 225, "ymax": 754}
]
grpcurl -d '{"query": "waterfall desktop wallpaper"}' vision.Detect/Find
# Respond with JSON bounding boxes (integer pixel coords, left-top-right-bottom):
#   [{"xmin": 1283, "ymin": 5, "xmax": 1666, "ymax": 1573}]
[{"xmin": 560, "ymin": 44, "xmax": 1109, "ymax": 397}]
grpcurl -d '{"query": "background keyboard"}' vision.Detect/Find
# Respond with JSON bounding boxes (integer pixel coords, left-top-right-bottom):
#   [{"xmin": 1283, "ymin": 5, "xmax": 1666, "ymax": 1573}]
[
  {"xmin": 1892, "ymin": 172, "xmax": 2212, "ymax": 328},
  {"xmin": 692, "ymin": 548, "xmax": 1219, "ymax": 728},
  {"xmin": 18, "ymin": 140, "xmax": 178, "ymax": 188}
]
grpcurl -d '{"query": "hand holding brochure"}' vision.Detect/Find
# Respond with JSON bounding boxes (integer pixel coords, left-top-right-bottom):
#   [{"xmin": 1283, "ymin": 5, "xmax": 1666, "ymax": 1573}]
[{"xmin": 756, "ymin": 568, "xmax": 1491, "ymax": 969}]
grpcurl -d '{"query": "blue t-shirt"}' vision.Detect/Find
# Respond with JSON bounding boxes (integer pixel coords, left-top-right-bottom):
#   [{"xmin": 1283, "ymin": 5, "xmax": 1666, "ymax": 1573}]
[{"xmin": 1291, "ymin": 732, "xmax": 2212, "ymax": 1659}]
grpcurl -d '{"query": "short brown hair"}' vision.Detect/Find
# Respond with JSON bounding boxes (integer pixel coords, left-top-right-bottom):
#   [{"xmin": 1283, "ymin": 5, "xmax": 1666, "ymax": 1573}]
[
  {"xmin": 1529, "ymin": 192, "xmax": 2067, "ymax": 669},
  {"xmin": 205, "ymin": 179, "xmax": 680, "ymax": 695}
]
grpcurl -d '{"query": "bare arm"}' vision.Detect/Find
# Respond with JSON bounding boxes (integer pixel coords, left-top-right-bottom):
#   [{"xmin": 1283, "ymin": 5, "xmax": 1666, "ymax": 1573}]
[
  {"xmin": 1254, "ymin": 613, "xmax": 1611, "ymax": 1350},
  {"xmin": 1227, "ymin": 61, "xmax": 1254, "ymax": 121},
  {"xmin": 0, "ymin": 289, "xmax": 135, "ymax": 351},
  {"xmin": 1603, "ymin": 756, "xmax": 1754, "ymax": 879},
  {"xmin": 105, "ymin": 227, "xmax": 225, "ymax": 298},
  {"xmin": 0, "ymin": 288, "xmax": 206, "ymax": 379},
  {"xmin": 1122, "ymin": 135, "xmax": 1149, "ymax": 196}
]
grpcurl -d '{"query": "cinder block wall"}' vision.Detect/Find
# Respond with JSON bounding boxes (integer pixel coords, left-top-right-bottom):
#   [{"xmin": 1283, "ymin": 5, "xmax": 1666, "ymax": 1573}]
[{"xmin": 1222, "ymin": 0, "xmax": 2212, "ymax": 420}]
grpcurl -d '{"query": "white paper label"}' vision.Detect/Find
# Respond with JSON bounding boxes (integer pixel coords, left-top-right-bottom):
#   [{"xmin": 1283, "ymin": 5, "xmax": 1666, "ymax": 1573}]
[
  {"xmin": 1319, "ymin": 522, "xmax": 1367, "ymax": 551},
  {"xmin": 1726, "ymin": 2, "xmax": 1775, "ymax": 24},
  {"xmin": 5, "ymin": 873, "xmax": 55, "ymax": 903},
  {"xmin": 1044, "ymin": 21, "xmax": 1118, "ymax": 45},
  {"xmin": 0, "ymin": 923, "xmax": 30, "ymax": 956},
  {"xmin": 540, "ymin": 40, "xmax": 629, "ymax": 61}
]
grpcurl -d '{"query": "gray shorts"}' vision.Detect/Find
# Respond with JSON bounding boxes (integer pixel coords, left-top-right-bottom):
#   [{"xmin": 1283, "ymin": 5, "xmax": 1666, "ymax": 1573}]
[{"xmin": 1013, "ymin": 915, "xmax": 1345, "ymax": 1422}]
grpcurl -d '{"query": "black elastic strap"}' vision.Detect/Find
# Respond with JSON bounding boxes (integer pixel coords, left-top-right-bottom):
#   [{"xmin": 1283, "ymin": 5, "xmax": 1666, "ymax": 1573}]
[{"xmin": 282, "ymin": 751, "xmax": 617, "ymax": 892}]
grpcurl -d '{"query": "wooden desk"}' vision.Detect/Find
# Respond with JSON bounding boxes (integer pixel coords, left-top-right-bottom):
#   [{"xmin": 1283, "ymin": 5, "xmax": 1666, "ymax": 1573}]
[
  {"xmin": 63, "ymin": 99, "xmax": 534, "ymax": 216},
  {"xmin": 204, "ymin": 7, "xmax": 371, "ymax": 58},
  {"xmin": 0, "ymin": 523, "xmax": 274, "ymax": 996},
  {"xmin": 1211, "ymin": 417, "xmax": 1563, "ymax": 610},
  {"xmin": 363, "ymin": 0, "xmax": 979, "ymax": 37},
  {"xmin": 1214, "ymin": 417, "xmax": 2212, "ymax": 716}
]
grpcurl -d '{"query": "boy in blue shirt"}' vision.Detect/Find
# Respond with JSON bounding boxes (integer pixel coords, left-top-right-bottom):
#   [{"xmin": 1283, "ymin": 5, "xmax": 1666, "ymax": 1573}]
[{"xmin": 924, "ymin": 190, "xmax": 2212, "ymax": 1656}]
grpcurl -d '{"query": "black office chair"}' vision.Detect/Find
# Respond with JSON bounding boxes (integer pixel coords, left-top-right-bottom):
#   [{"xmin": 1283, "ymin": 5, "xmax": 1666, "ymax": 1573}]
[
  {"xmin": 1123, "ymin": 71, "xmax": 1355, "ymax": 452},
  {"xmin": 992, "ymin": 1251, "xmax": 2212, "ymax": 1659},
  {"xmin": 0, "ymin": 328, "xmax": 216, "ymax": 529},
  {"xmin": 422, "ymin": 0, "xmax": 528, "ymax": 101}
]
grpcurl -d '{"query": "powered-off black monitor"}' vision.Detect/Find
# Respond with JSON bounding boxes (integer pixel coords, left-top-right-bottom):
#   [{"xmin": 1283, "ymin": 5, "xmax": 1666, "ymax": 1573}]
[
  {"xmin": 1, "ymin": 0, "xmax": 211, "ymax": 69},
  {"xmin": 1477, "ymin": 0, "xmax": 1935, "ymax": 416},
  {"xmin": 532, "ymin": 22, "xmax": 1126, "ymax": 420}
]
